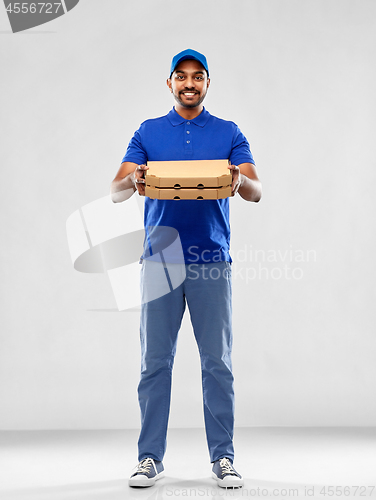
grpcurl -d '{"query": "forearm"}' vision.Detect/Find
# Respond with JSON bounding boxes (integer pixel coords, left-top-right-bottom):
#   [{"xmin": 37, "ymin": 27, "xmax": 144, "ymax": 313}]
[
  {"xmin": 110, "ymin": 173, "xmax": 136, "ymax": 203},
  {"xmin": 238, "ymin": 174, "xmax": 262, "ymax": 202}
]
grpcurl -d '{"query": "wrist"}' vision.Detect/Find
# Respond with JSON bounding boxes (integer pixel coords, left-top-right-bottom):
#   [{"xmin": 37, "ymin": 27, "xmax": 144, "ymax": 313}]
[
  {"xmin": 238, "ymin": 172, "xmax": 244, "ymax": 187},
  {"xmin": 129, "ymin": 170, "xmax": 137, "ymax": 187}
]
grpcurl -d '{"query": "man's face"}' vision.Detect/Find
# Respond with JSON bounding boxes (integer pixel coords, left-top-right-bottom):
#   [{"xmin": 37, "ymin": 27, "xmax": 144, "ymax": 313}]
[{"xmin": 167, "ymin": 59, "xmax": 210, "ymax": 109}]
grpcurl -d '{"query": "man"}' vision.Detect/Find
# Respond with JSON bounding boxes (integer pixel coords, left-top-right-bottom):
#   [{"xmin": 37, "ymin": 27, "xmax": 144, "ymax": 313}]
[{"xmin": 111, "ymin": 49, "xmax": 262, "ymax": 489}]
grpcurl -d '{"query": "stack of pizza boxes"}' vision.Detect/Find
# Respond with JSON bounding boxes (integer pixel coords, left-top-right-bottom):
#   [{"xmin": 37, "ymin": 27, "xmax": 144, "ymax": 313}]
[{"xmin": 144, "ymin": 159, "xmax": 232, "ymax": 200}]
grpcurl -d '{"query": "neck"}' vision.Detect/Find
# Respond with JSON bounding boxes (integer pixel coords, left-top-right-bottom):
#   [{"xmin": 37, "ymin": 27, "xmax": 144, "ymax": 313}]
[{"xmin": 174, "ymin": 104, "xmax": 204, "ymax": 120}]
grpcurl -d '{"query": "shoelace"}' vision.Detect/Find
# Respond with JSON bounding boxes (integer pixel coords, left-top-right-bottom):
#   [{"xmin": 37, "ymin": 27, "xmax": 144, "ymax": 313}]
[
  {"xmin": 219, "ymin": 458, "xmax": 236, "ymax": 476},
  {"xmin": 136, "ymin": 458, "xmax": 154, "ymax": 474}
]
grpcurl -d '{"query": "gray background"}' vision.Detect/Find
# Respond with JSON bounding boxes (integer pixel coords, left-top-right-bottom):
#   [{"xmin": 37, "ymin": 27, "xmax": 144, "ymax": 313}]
[{"xmin": 1, "ymin": 0, "xmax": 375, "ymax": 430}]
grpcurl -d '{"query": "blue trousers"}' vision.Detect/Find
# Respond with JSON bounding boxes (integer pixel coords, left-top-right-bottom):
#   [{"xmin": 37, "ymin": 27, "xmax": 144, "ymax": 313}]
[{"xmin": 137, "ymin": 261, "xmax": 234, "ymax": 463}]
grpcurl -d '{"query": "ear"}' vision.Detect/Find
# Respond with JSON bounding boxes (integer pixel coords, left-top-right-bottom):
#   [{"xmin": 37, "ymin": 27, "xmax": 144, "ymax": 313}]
[
  {"xmin": 206, "ymin": 78, "xmax": 211, "ymax": 90},
  {"xmin": 166, "ymin": 78, "xmax": 172, "ymax": 92}
]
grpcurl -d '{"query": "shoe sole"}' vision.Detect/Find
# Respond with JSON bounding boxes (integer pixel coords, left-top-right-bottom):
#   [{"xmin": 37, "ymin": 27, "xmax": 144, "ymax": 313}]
[
  {"xmin": 129, "ymin": 471, "xmax": 164, "ymax": 488},
  {"xmin": 212, "ymin": 472, "xmax": 244, "ymax": 488}
]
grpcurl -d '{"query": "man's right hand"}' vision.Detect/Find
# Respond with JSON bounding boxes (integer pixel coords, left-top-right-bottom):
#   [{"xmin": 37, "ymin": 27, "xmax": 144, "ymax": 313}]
[
  {"xmin": 131, "ymin": 164, "xmax": 149, "ymax": 196},
  {"xmin": 111, "ymin": 161, "xmax": 149, "ymax": 203}
]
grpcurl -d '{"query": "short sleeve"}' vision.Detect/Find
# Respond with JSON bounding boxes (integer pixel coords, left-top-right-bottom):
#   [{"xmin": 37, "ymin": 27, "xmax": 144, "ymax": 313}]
[
  {"xmin": 121, "ymin": 128, "xmax": 147, "ymax": 165},
  {"xmin": 229, "ymin": 126, "xmax": 255, "ymax": 166}
]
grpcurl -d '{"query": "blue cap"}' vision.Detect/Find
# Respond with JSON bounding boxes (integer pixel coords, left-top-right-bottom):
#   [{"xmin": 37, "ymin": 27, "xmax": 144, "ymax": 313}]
[{"xmin": 170, "ymin": 49, "xmax": 209, "ymax": 77}]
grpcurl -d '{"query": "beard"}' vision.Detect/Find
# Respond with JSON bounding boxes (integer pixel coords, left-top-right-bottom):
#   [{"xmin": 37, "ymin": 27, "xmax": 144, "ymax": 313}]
[{"xmin": 174, "ymin": 89, "xmax": 207, "ymax": 109}]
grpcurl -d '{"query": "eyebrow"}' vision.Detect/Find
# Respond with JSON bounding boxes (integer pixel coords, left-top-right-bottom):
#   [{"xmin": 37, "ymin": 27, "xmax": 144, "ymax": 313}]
[{"xmin": 175, "ymin": 70, "xmax": 205, "ymax": 75}]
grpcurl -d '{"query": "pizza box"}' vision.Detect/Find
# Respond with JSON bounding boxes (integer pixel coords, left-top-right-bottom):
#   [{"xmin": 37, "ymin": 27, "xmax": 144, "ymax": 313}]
[
  {"xmin": 145, "ymin": 185, "xmax": 232, "ymax": 200},
  {"xmin": 145, "ymin": 159, "xmax": 232, "ymax": 188}
]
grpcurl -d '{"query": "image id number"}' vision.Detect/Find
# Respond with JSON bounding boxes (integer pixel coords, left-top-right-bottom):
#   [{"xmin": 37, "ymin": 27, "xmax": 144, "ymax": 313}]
[
  {"xmin": 6, "ymin": 3, "xmax": 62, "ymax": 14},
  {"xmin": 319, "ymin": 486, "xmax": 375, "ymax": 496}
]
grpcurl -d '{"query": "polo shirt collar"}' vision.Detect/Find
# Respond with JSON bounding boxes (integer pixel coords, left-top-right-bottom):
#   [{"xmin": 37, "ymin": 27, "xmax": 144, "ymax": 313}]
[{"xmin": 167, "ymin": 107, "xmax": 211, "ymax": 128}]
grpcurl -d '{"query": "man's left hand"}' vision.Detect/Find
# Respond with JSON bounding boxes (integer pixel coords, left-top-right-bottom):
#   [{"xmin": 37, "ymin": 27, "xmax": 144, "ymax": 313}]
[{"xmin": 228, "ymin": 164, "xmax": 243, "ymax": 196}]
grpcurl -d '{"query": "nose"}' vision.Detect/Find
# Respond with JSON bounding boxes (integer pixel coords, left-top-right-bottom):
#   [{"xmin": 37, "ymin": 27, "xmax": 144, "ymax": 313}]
[{"xmin": 185, "ymin": 76, "xmax": 196, "ymax": 88}]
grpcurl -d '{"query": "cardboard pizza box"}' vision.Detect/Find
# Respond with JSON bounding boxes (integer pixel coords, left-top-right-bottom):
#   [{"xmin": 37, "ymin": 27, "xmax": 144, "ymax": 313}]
[
  {"xmin": 145, "ymin": 185, "xmax": 232, "ymax": 200},
  {"xmin": 145, "ymin": 159, "xmax": 232, "ymax": 188}
]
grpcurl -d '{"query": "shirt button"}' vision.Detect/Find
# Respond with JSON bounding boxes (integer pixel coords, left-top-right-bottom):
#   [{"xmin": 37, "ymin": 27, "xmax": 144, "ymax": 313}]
[
  {"xmin": 186, "ymin": 131, "xmax": 190, "ymax": 134},
  {"xmin": 187, "ymin": 122, "xmax": 190, "ymax": 125},
  {"xmin": 186, "ymin": 140, "xmax": 190, "ymax": 144}
]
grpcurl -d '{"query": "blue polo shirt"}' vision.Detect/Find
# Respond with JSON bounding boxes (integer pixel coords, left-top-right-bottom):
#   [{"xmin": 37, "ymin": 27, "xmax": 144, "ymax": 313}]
[{"xmin": 121, "ymin": 107, "xmax": 255, "ymax": 264}]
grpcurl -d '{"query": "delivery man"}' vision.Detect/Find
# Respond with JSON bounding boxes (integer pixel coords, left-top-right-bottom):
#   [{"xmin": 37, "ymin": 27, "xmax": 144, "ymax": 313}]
[{"xmin": 111, "ymin": 49, "xmax": 262, "ymax": 489}]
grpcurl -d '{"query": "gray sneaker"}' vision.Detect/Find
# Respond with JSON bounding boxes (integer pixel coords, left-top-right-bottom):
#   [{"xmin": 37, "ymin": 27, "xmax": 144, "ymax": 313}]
[
  {"xmin": 129, "ymin": 457, "xmax": 164, "ymax": 487},
  {"xmin": 212, "ymin": 457, "xmax": 244, "ymax": 488}
]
